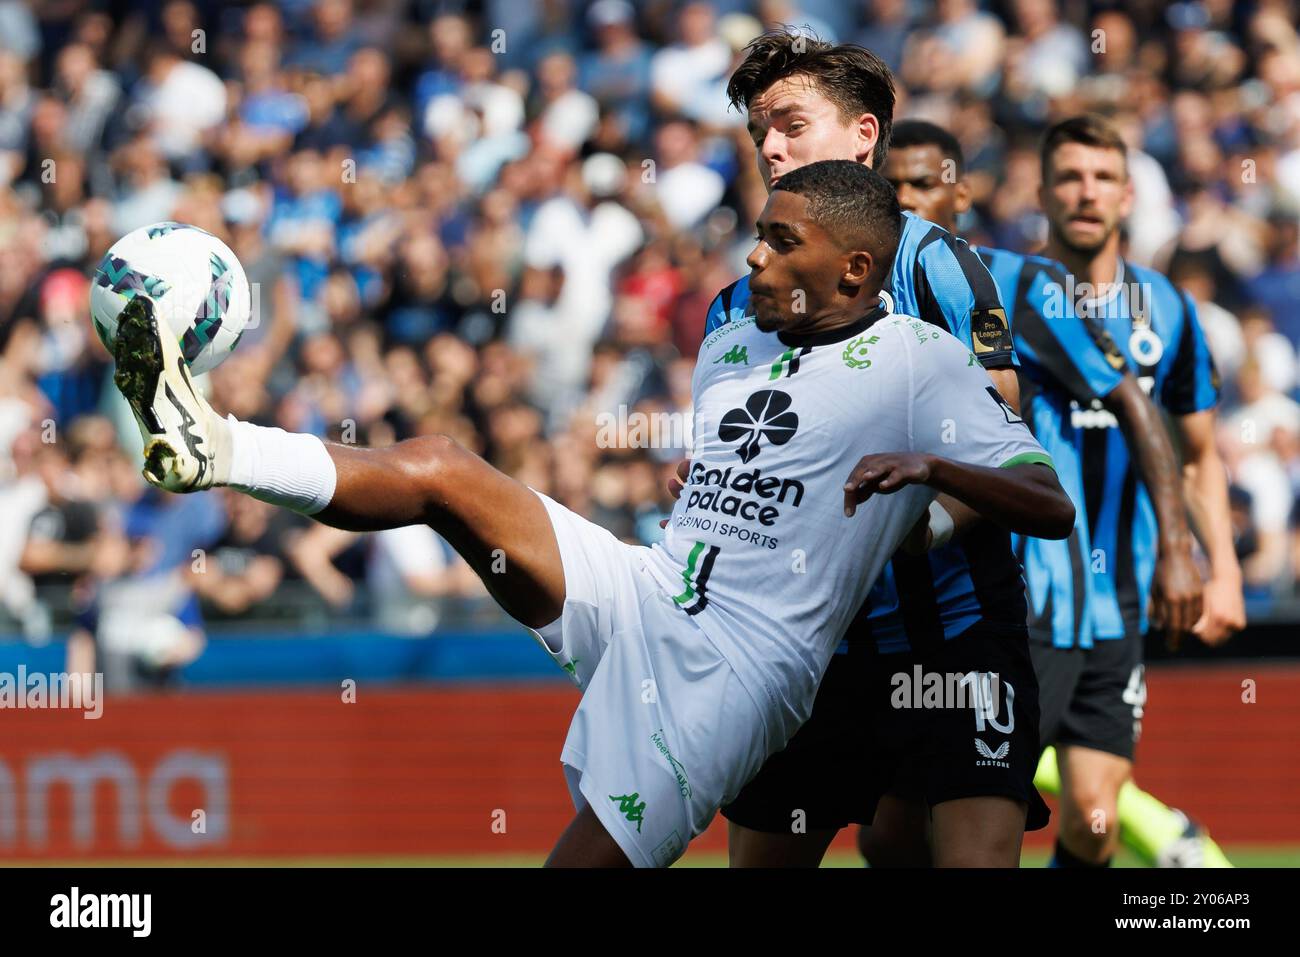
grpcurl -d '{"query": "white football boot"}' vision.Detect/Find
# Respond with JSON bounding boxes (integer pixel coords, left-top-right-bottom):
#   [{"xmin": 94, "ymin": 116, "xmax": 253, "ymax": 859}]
[{"xmin": 112, "ymin": 295, "xmax": 231, "ymax": 492}]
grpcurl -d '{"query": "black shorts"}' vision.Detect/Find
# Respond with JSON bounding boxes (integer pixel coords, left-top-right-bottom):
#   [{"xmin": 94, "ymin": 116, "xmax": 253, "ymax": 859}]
[
  {"xmin": 721, "ymin": 622, "xmax": 1050, "ymax": 833},
  {"xmin": 1031, "ymin": 635, "xmax": 1145, "ymax": 761}
]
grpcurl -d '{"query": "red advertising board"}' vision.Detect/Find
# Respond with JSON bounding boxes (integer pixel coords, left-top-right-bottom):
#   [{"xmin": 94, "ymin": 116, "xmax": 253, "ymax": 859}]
[{"xmin": 0, "ymin": 665, "xmax": 1295, "ymax": 860}]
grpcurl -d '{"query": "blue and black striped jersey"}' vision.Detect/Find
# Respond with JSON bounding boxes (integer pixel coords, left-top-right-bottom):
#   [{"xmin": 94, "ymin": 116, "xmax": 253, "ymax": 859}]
[
  {"xmin": 1072, "ymin": 259, "xmax": 1220, "ymax": 640},
  {"xmin": 977, "ymin": 247, "xmax": 1128, "ymax": 649},
  {"xmin": 706, "ymin": 212, "xmax": 1017, "ymax": 369},
  {"xmin": 703, "ymin": 212, "xmax": 1023, "ymax": 655}
]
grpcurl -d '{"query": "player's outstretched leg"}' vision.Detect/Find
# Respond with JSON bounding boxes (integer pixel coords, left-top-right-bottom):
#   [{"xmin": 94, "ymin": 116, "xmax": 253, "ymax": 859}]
[{"xmin": 112, "ymin": 293, "xmax": 565, "ymax": 629}]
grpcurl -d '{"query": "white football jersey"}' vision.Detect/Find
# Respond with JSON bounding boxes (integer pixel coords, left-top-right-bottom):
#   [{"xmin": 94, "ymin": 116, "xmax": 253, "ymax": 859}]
[{"xmin": 641, "ymin": 304, "xmax": 1052, "ymax": 742}]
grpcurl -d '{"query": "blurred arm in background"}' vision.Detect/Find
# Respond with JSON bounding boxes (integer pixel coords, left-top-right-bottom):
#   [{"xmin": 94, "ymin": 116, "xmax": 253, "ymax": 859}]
[
  {"xmin": 283, "ymin": 522, "xmax": 359, "ymax": 610},
  {"xmin": 1177, "ymin": 409, "xmax": 1245, "ymax": 645}
]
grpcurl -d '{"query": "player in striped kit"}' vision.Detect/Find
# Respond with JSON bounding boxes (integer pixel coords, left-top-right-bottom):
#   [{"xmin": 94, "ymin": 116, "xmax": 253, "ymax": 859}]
[
  {"xmin": 876, "ymin": 116, "xmax": 1239, "ymax": 868},
  {"xmin": 1032, "ymin": 115, "xmax": 1242, "ymax": 868}
]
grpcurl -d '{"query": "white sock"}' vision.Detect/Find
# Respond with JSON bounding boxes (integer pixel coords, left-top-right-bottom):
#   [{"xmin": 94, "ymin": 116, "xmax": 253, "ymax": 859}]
[{"xmin": 224, "ymin": 414, "xmax": 337, "ymax": 515}]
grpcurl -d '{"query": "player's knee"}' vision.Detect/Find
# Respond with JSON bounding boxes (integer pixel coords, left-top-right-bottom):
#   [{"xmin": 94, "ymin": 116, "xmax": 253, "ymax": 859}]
[
  {"xmin": 1066, "ymin": 777, "xmax": 1120, "ymax": 821},
  {"xmin": 1062, "ymin": 787, "xmax": 1119, "ymax": 844},
  {"xmin": 394, "ymin": 434, "xmax": 473, "ymax": 506}
]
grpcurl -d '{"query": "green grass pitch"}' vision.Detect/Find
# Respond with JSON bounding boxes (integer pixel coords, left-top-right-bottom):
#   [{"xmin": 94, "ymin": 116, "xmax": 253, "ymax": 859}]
[{"xmin": 11, "ymin": 846, "xmax": 1300, "ymax": 867}]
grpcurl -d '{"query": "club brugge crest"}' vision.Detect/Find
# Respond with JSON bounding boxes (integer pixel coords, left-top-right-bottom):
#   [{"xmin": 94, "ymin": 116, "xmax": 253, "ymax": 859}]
[{"xmin": 1129, "ymin": 327, "xmax": 1164, "ymax": 367}]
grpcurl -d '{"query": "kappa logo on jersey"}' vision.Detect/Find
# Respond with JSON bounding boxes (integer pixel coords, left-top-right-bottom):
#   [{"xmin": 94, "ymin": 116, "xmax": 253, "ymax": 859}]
[
  {"xmin": 609, "ymin": 792, "xmax": 647, "ymax": 832},
  {"xmin": 561, "ymin": 657, "xmax": 581, "ymax": 679},
  {"xmin": 974, "ymin": 738, "xmax": 1011, "ymax": 767},
  {"xmin": 971, "ymin": 307, "xmax": 1012, "ymax": 354},
  {"xmin": 718, "ymin": 390, "xmax": 799, "ymax": 463},
  {"xmin": 713, "ymin": 344, "xmax": 749, "ymax": 365}
]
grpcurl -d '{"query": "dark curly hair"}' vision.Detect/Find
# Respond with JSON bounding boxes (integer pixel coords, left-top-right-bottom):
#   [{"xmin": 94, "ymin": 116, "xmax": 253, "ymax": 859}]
[{"xmin": 774, "ymin": 160, "xmax": 902, "ymax": 282}]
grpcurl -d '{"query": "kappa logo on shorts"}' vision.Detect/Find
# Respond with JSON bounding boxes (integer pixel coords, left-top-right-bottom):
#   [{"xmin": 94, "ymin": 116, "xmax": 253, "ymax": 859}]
[
  {"xmin": 609, "ymin": 792, "xmax": 647, "ymax": 832},
  {"xmin": 974, "ymin": 738, "xmax": 1011, "ymax": 768}
]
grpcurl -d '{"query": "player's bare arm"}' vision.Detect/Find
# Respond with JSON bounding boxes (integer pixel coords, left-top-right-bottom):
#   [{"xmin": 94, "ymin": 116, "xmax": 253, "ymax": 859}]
[
  {"xmin": 1100, "ymin": 375, "xmax": 1203, "ymax": 643},
  {"xmin": 1175, "ymin": 408, "xmax": 1246, "ymax": 646},
  {"xmin": 988, "ymin": 367, "xmax": 1020, "ymax": 415},
  {"xmin": 842, "ymin": 453, "xmax": 1073, "ymax": 540}
]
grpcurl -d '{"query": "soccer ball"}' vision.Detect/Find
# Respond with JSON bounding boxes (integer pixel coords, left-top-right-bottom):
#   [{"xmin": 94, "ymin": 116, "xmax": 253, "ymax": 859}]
[{"xmin": 90, "ymin": 221, "xmax": 252, "ymax": 377}]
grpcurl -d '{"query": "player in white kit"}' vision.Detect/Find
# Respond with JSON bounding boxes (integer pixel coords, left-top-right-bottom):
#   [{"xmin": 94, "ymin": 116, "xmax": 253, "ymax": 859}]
[{"xmin": 108, "ymin": 160, "xmax": 1074, "ymax": 866}]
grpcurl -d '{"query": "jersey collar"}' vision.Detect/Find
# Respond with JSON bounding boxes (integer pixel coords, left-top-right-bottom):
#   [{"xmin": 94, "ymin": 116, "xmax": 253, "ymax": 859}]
[
  {"xmin": 776, "ymin": 298, "xmax": 889, "ymax": 348},
  {"xmin": 1075, "ymin": 257, "xmax": 1126, "ymax": 317}
]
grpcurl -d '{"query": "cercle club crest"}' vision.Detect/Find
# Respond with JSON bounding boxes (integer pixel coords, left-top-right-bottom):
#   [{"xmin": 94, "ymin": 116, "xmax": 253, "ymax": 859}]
[
  {"xmin": 843, "ymin": 334, "xmax": 876, "ymax": 369},
  {"xmin": 718, "ymin": 390, "xmax": 799, "ymax": 463}
]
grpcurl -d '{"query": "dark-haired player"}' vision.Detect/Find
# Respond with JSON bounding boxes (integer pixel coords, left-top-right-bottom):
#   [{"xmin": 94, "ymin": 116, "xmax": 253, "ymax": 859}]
[
  {"xmin": 110, "ymin": 159, "xmax": 1072, "ymax": 868},
  {"xmin": 701, "ymin": 30, "xmax": 1052, "ymax": 868},
  {"xmin": 880, "ymin": 117, "xmax": 1238, "ymax": 868}
]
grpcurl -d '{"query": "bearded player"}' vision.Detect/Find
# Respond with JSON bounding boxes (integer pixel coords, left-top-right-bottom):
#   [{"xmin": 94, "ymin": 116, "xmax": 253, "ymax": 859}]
[{"xmin": 878, "ymin": 117, "xmax": 1240, "ymax": 868}]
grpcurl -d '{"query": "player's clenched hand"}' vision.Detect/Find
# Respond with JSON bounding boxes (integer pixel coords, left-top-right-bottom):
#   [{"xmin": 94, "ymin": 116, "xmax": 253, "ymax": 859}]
[
  {"xmin": 667, "ymin": 458, "xmax": 689, "ymax": 499},
  {"xmin": 1149, "ymin": 547, "xmax": 1203, "ymax": 651},
  {"xmin": 843, "ymin": 453, "xmax": 934, "ymax": 517},
  {"xmin": 659, "ymin": 458, "xmax": 691, "ymax": 529},
  {"xmin": 1191, "ymin": 575, "xmax": 1245, "ymax": 646}
]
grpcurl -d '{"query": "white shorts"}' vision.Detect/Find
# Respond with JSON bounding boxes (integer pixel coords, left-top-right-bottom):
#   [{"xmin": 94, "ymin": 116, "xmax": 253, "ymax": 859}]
[{"xmin": 529, "ymin": 491, "xmax": 772, "ymax": 867}]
